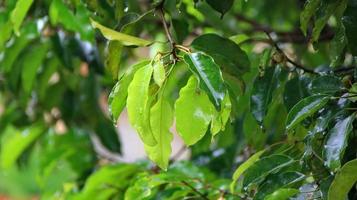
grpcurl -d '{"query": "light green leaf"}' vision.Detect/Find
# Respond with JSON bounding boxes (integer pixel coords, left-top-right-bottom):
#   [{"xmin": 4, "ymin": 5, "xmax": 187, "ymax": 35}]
[
  {"xmin": 323, "ymin": 114, "xmax": 354, "ymax": 171},
  {"xmin": 91, "ymin": 19, "xmax": 152, "ymax": 46},
  {"xmin": 127, "ymin": 64, "xmax": 157, "ymax": 146},
  {"xmin": 109, "ymin": 60, "xmax": 150, "ymax": 123},
  {"xmin": 264, "ymin": 188, "xmax": 300, "ymax": 200},
  {"xmin": 210, "ymin": 92, "xmax": 232, "ymax": 136},
  {"xmin": 1, "ymin": 124, "xmax": 45, "ymax": 169},
  {"xmin": 10, "ymin": 0, "xmax": 34, "ymax": 35},
  {"xmin": 184, "ymin": 52, "xmax": 226, "ymax": 110},
  {"xmin": 230, "ymin": 150, "xmax": 265, "ymax": 192},
  {"xmin": 328, "ymin": 159, "xmax": 357, "ymax": 200},
  {"xmin": 286, "ymin": 95, "xmax": 330, "ymax": 130},
  {"xmin": 21, "ymin": 43, "xmax": 49, "ymax": 93},
  {"xmin": 153, "ymin": 61, "xmax": 166, "ymax": 87},
  {"xmin": 175, "ymin": 76, "xmax": 215, "ymax": 146},
  {"xmin": 144, "ymin": 98, "xmax": 173, "ymax": 170},
  {"xmin": 105, "ymin": 41, "xmax": 123, "ymax": 80}
]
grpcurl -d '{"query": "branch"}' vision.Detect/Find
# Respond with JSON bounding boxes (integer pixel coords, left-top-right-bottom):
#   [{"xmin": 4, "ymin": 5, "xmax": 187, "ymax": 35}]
[{"xmin": 182, "ymin": 180, "xmax": 209, "ymax": 200}]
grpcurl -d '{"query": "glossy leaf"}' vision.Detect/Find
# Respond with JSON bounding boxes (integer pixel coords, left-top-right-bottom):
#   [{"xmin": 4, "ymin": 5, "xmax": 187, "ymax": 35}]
[
  {"xmin": 91, "ymin": 19, "xmax": 152, "ymax": 46},
  {"xmin": 108, "ymin": 60, "xmax": 150, "ymax": 123},
  {"xmin": 10, "ymin": 0, "xmax": 34, "ymax": 35},
  {"xmin": 283, "ymin": 76, "xmax": 310, "ymax": 111},
  {"xmin": 286, "ymin": 95, "xmax": 330, "ymax": 130},
  {"xmin": 191, "ymin": 33, "xmax": 250, "ymax": 77},
  {"xmin": 264, "ymin": 188, "xmax": 299, "ymax": 200},
  {"xmin": 243, "ymin": 155, "xmax": 294, "ymax": 188},
  {"xmin": 206, "ymin": 0, "xmax": 234, "ymax": 17},
  {"xmin": 144, "ymin": 98, "xmax": 173, "ymax": 170},
  {"xmin": 328, "ymin": 159, "xmax": 357, "ymax": 200},
  {"xmin": 310, "ymin": 75, "xmax": 343, "ymax": 95},
  {"xmin": 255, "ymin": 171, "xmax": 305, "ymax": 199},
  {"xmin": 251, "ymin": 67, "xmax": 280, "ymax": 124},
  {"xmin": 175, "ymin": 76, "xmax": 215, "ymax": 146},
  {"xmin": 300, "ymin": 0, "xmax": 321, "ymax": 35},
  {"xmin": 323, "ymin": 114, "xmax": 354, "ymax": 171},
  {"xmin": 210, "ymin": 93, "xmax": 232, "ymax": 136},
  {"xmin": 127, "ymin": 64, "xmax": 157, "ymax": 146},
  {"xmin": 184, "ymin": 52, "xmax": 226, "ymax": 110},
  {"xmin": 230, "ymin": 150, "xmax": 265, "ymax": 192}
]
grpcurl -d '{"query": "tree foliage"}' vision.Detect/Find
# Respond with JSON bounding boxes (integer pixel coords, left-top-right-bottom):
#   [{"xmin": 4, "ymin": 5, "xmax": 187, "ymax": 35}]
[{"xmin": 0, "ymin": 0, "xmax": 357, "ymax": 199}]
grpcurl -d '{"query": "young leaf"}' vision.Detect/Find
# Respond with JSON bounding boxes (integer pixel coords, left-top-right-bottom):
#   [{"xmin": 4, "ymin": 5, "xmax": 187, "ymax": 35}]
[
  {"xmin": 144, "ymin": 98, "xmax": 173, "ymax": 170},
  {"xmin": 191, "ymin": 33, "xmax": 250, "ymax": 77},
  {"xmin": 10, "ymin": 0, "xmax": 34, "ymax": 35},
  {"xmin": 323, "ymin": 114, "xmax": 354, "ymax": 171},
  {"xmin": 91, "ymin": 19, "xmax": 152, "ymax": 46},
  {"xmin": 175, "ymin": 76, "xmax": 215, "ymax": 146},
  {"xmin": 328, "ymin": 159, "xmax": 357, "ymax": 200},
  {"xmin": 153, "ymin": 61, "xmax": 166, "ymax": 87},
  {"xmin": 251, "ymin": 67, "xmax": 280, "ymax": 124},
  {"xmin": 230, "ymin": 150, "xmax": 265, "ymax": 192},
  {"xmin": 127, "ymin": 64, "xmax": 157, "ymax": 146},
  {"xmin": 310, "ymin": 75, "xmax": 343, "ymax": 95},
  {"xmin": 108, "ymin": 60, "xmax": 150, "ymax": 123},
  {"xmin": 286, "ymin": 95, "xmax": 330, "ymax": 130},
  {"xmin": 184, "ymin": 52, "xmax": 226, "ymax": 110},
  {"xmin": 242, "ymin": 155, "xmax": 294, "ymax": 189}
]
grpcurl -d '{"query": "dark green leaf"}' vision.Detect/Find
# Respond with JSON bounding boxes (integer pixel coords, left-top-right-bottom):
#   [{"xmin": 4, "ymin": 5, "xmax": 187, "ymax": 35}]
[
  {"xmin": 94, "ymin": 117, "xmax": 121, "ymax": 153},
  {"xmin": 251, "ymin": 67, "xmax": 280, "ymax": 124},
  {"xmin": 105, "ymin": 41, "xmax": 123, "ymax": 80},
  {"xmin": 191, "ymin": 33, "xmax": 250, "ymax": 77},
  {"xmin": 310, "ymin": 75, "xmax": 343, "ymax": 95},
  {"xmin": 205, "ymin": 0, "xmax": 234, "ymax": 17},
  {"xmin": 286, "ymin": 95, "xmax": 330, "ymax": 130},
  {"xmin": 184, "ymin": 52, "xmax": 226, "ymax": 110},
  {"xmin": 343, "ymin": 0, "xmax": 357, "ymax": 56},
  {"xmin": 283, "ymin": 76, "xmax": 311, "ymax": 111},
  {"xmin": 300, "ymin": 0, "xmax": 321, "ymax": 35},
  {"xmin": 323, "ymin": 114, "xmax": 354, "ymax": 171}
]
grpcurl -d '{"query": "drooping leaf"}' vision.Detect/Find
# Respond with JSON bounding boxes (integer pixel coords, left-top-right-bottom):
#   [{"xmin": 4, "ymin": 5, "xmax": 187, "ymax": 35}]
[
  {"xmin": 0, "ymin": 124, "xmax": 45, "ymax": 169},
  {"xmin": 108, "ymin": 60, "xmax": 150, "ymax": 123},
  {"xmin": 251, "ymin": 67, "xmax": 281, "ymax": 124},
  {"xmin": 300, "ymin": 0, "xmax": 321, "ymax": 35},
  {"xmin": 310, "ymin": 75, "xmax": 343, "ymax": 95},
  {"xmin": 323, "ymin": 114, "xmax": 354, "ymax": 171},
  {"xmin": 243, "ymin": 155, "xmax": 294, "ymax": 189},
  {"xmin": 175, "ymin": 76, "xmax": 215, "ymax": 146},
  {"xmin": 94, "ymin": 117, "xmax": 121, "ymax": 153},
  {"xmin": 205, "ymin": 0, "xmax": 234, "ymax": 17},
  {"xmin": 191, "ymin": 33, "xmax": 250, "ymax": 77},
  {"xmin": 144, "ymin": 98, "xmax": 173, "ymax": 170},
  {"xmin": 330, "ymin": 24, "xmax": 347, "ymax": 67},
  {"xmin": 184, "ymin": 52, "xmax": 226, "ymax": 110},
  {"xmin": 286, "ymin": 95, "xmax": 330, "ymax": 130},
  {"xmin": 255, "ymin": 171, "xmax": 305, "ymax": 199},
  {"xmin": 127, "ymin": 64, "xmax": 157, "ymax": 146},
  {"xmin": 264, "ymin": 188, "xmax": 300, "ymax": 200},
  {"xmin": 328, "ymin": 159, "xmax": 357, "ymax": 200},
  {"xmin": 230, "ymin": 150, "xmax": 265, "ymax": 192},
  {"xmin": 343, "ymin": 0, "xmax": 357, "ymax": 56},
  {"xmin": 105, "ymin": 41, "xmax": 123, "ymax": 80},
  {"xmin": 10, "ymin": 0, "xmax": 34, "ymax": 35},
  {"xmin": 283, "ymin": 76, "xmax": 311, "ymax": 111},
  {"xmin": 91, "ymin": 19, "xmax": 152, "ymax": 46}
]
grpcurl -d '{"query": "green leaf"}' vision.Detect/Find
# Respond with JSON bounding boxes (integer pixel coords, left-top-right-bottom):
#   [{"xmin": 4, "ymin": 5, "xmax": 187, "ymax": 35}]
[
  {"xmin": 144, "ymin": 98, "xmax": 173, "ymax": 170},
  {"xmin": 210, "ymin": 92, "xmax": 231, "ymax": 136},
  {"xmin": 21, "ymin": 43, "xmax": 49, "ymax": 93},
  {"xmin": 328, "ymin": 159, "xmax": 357, "ymax": 200},
  {"xmin": 310, "ymin": 75, "xmax": 343, "ymax": 95},
  {"xmin": 286, "ymin": 95, "xmax": 330, "ymax": 130},
  {"xmin": 127, "ymin": 64, "xmax": 157, "ymax": 146},
  {"xmin": 94, "ymin": 117, "xmax": 121, "ymax": 153},
  {"xmin": 10, "ymin": 0, "xmax": 34, "ymax": 35},
  {"xmin": 205, "ymin": 0, "xmax": 234, "ymax": 18},
  {"xmin": 191, "ymin": 33, "xmax": 250, "ymax": 77},
  {"xmin": 330, "ymin": 24, "xmax": 347, "ymax": 67},
  {"xmin": 109, "ymin": 60, "xmax": 150, "ymax": 123},
  {"xmin": 323, "ymin": 114, "xmax": 354, "ymax": 171},
  {"xmin": 264, "ymin": 188, "xmax": 300, "ymax": 200},
  {"xmin": 90, "ymin": 19, "xmax": 152, "ymax": 46},
  {"xmin": 343, "ymin": 0, "xmax": 357, "ymax": 56},
  {"xmin": 300, "ymin": 0, "xmax": 321, "ymax": 35},
  {"xmin": 153, "ymin": 61, "xmax": 166, "ymax": 87},
  {"xmin": 184, "ymin": 52, "xmax": 226, "ymax": 110},
  {"xmin": 1, "ymin": 124, "xmax": 45, "ymax": 169},
  {"xmin": 255, "ymin": 171, "xmax": 305, "ymax": 199},
  {"xmin": 175, "ymin": 76, "xmax": 215, "ymax": 146},
  {"xmin": 230, "ymin": 150, "xmax": 265, "ymax": 192},
  {"xmin": 243, "ymin": 155, "xmax": 294, "ymax": 189},
  {"xmin": 105, "ymin": 41, "xmax": 123, "ymax": 80},
  {"xmin": 283, "ymin": 76, "xmax": 310, "ymax": 111},
  {"xmin": 251, "ymin": 67, "xmax": 281, "ymax": 124}
]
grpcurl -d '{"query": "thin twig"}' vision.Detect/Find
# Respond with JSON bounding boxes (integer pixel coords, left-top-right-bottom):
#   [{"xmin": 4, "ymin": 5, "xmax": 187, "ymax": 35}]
[{"xmin": 182, "ymin": 180, "xmax": 209, "ymax": 200}]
